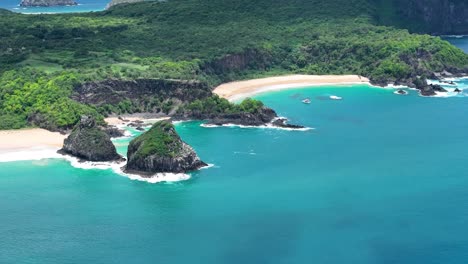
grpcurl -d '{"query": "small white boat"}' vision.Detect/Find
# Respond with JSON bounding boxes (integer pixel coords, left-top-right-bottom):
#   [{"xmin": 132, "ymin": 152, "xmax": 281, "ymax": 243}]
[
  {"xmin": 329, "ymin": 95, "xmax": 342, "ymax": 100},
  {"xmin": 302, "ymin": 98, "xmax": 311, "ymax": 104}
]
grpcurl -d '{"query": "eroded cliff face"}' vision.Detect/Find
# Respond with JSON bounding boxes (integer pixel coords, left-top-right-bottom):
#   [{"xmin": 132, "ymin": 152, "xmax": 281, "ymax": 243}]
[
  {"xmin": 20, "ymin": 0, "xmax": 77, "ymax": 7},
  {"xmin": 395, "ymin": 0, "xmax": 468, "ymax": 35},
  {"xmin": 72, "ymin": 79, "xmax": 212, "ymax": 114}
]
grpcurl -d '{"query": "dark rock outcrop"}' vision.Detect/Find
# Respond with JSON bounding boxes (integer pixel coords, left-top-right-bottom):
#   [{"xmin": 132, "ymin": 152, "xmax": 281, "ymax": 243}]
[
  {"xmin": 103, "ymin": 126, "xmax": 126, "ymax": 138},
  {"xmin": 175, "ymin": 106, "xmax": 305, "ymax": 129},
  {"xmin": 419, "ymin": 84, "xmax": 448, "ymax": 96},
  {"xmin": 125, "ymin": 121, "xmax": 206, "ymax": 175},
  {"xmin": 20, "ymin": 0, "xmax": 77, "ymax": 7},
  {"xmin": 72, "ymin": 79, "xmax": 212, "ymax": 115},
  {"xmin": 395, "ymin": 0, "xmax": 468, "ymax": 35},
  {"xmin": 59, "ymin": 116, "xmax": 123, "ymax": 162}
]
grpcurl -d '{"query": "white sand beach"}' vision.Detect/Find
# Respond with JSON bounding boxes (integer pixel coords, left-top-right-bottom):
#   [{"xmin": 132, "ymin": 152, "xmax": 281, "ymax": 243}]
[
  {"xmin": 213, "ymin": 74, "xmax": 370, "ymax": 100},
  {"xmin": 104, "ymin": 116, "xmax": 170, "ymax": 126},
  {"xmin": 0, "ymin": 128, "xmax": 66, "ymax": 161}
]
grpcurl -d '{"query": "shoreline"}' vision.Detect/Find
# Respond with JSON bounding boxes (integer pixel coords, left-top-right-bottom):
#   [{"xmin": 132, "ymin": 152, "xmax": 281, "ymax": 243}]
[
  {"xmin": 213, "ymin": 75, "xmax": 371, "ymax": 101},
  {"xmin": 0, "ymin": 128, "xmax": 66, "ymax": 161},
  {"xmin": 0, "ymin": 116, "xmax": 169, "ymax": 161}
]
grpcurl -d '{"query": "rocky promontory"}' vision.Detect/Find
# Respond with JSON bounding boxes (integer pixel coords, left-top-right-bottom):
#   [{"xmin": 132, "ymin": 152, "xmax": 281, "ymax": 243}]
[
  {"xmin": 175, "ymin": 96, "xmax": 305, "ymax": 129},
  {"xmin": 125, "ymin": 121, "xmax": 206, "ymax": 175},
  {"xmin": 59, "ymin": 116, "xmax": 123, "ymax": 162},
  {"xmin": 20, "ymin": 0, "xmax": 77, "ymax": 7}
]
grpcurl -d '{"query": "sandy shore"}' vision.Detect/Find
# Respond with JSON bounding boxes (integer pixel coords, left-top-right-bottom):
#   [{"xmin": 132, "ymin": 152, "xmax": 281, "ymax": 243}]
[
  {"xmin": 213, "ymin": 75, "xmax": 370, "ymax": 100},
  {"xmin": 105, "ymin": 116, "xmax": 170, "ymax": 126},
  {"xmin": 0, "ymin": 128, "xmax": 66, "ymax": 161}
]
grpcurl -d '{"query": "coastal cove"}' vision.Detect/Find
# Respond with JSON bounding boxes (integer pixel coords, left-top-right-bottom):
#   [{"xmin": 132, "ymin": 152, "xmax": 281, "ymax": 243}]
[
  {"xmin": 0, "ymin": 3, "xmax": 468, "ymax": 262},
  {"xmin": 1, "ymin": 76, "xmax": 468, "ymax": 262}
]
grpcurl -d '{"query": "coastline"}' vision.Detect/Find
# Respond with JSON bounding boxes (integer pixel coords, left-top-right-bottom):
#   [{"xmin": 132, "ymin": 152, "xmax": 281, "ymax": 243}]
[
  {"xmin": 213, "ymin": 75, "xmax": 370, "ymax": 101},
  {"xmin": 0, "ymin": 116, "xmax": 170, "ymax": 161},
  {"xmin": 0, "ymin": 128, "xmax": 66, "ymax": 162}
]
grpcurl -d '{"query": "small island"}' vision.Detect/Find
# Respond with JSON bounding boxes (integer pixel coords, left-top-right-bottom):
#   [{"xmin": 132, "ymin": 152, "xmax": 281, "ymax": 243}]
[
  {"xmin": 125, "ymin": 121, "xmax": 207, "ymax": 176},
  {"xmin": 59, "ymin": 116, "xmax": 123, "ymax": 162},
  {"xmin": 20, "ymin": 0, "xmax": 77, "ymax": 7}
]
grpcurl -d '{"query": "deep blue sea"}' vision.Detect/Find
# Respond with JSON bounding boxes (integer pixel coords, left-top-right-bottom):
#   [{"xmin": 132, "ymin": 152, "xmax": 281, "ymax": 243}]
[{"xmin": 0, "ymin": 0, "xmax": 108, "ymax": 13}]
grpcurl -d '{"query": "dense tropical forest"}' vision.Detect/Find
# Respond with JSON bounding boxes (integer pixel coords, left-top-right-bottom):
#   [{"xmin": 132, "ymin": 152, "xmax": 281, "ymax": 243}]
[{"xmin": 0, "ymin": 0, "xmax": 467, "ymax": 130}]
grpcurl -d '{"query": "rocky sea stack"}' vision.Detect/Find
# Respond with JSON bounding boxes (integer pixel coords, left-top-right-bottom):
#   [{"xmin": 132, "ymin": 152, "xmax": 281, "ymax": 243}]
[
  {"xmin": 59, "ymin": 116, "xmax": 123, "ymax": 162},
  {"xmin": 125, "ymin": 121, "xmax": 207, "ymax": 176},
  {"xmin": 20, "ymin": 0, "xmax": 78, "ymax": 7}
]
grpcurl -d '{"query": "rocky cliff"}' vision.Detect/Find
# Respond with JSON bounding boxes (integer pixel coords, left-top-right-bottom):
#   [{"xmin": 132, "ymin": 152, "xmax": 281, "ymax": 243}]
[
  {"xmin": 376, "ymin": 0, "xmax": 468, "ymax": 35},
  {"xmin": 125, "ymin": 121, "xmax": 206, "ymax": 175},
  {"xmin": 20, "ymin": 0, "xmax": 77, "ymax": 7},
  {"xmin": 72, "ymin": 79, "xmax": 212, "ymax": 115},
  {"xmin": 59, "ymin": 116, "xmax": 123, "ymax": 162}
]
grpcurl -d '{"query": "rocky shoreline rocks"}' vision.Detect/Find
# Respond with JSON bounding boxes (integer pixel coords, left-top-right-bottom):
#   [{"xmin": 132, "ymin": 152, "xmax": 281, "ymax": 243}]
[
  {"xmin": 125, "ymin": 121, "xmax": 207, "ymax": 176},
  {"xmin": 174, "ymin": 105, "xmax": 305, "ymax": 130},
  {"xmin": 59, "ymin": 116, "xmax": 124, "ymax": 162}
]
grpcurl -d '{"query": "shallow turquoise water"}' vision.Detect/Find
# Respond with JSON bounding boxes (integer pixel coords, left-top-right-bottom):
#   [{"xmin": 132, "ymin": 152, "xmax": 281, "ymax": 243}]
[
  {"xmin": 0, "ymin": 0, "xmax": 108, "ymax": 13},
  {"xmin": 1, "ymin": 83, "xmax": 468, "ymax": 263}
]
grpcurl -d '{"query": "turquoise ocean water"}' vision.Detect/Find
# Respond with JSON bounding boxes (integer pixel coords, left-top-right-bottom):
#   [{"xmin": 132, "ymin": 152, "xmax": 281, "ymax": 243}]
[
  {"xmin": 1, "ymin": 43, "xmax": 468, "ymax": 263},
  {"xmin": 2, "ymin": 81, "xmax": 468, "ymax": 263},
  {"xmin": 0, "ymin": 0, "xmax": 108, "ymax": 13}
]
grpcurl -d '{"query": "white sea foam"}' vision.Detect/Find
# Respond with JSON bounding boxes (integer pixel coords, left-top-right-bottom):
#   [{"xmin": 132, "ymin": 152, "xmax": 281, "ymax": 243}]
[
  {"xmin": 199, "ymin": 163, "xmax": 215, "ymax": 170},
  {"xmin": 385, "ymin": 84, "xmax": 408, "ymax": 89},
  {"xmin": 122, "ymin": 172, "xmax": 191, "ymax": 184},
  {"xmin": 200, "ymin": 122, "xmax": 313, "ymax": 131},
  {"xmin": 0, "ymin": 147, "xmax": 61, "ymax": 163},
  {"xmin": 62, "ymin": 154, "xmax": 195, "ymax": 184}
]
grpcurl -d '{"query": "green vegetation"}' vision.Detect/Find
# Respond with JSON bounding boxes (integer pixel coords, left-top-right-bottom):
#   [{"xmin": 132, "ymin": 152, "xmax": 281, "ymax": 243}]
[
  {"xmin": 179, "ymin": 96, "xmax": 264, "ymax": 115},
  {"xmin": 0, "ymin": 69, "xmax": 103, "ymax": 131},
  {"xmin": 129, "ymin": 121, "xmax": 182, "ymax": 158},
  {"xmin": 0, "ymin": 0, "xmax": 467, "ymax": 130}
]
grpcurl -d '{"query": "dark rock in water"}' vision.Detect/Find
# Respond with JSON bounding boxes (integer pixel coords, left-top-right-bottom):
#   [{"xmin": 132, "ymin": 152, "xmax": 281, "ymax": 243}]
[
  {"xmin": 454, "ymin": 88, "xmax": 462, "ymax": 93},
  {"xmin": 125, "ymin": 121, "xmax": 206, "ymax": 175},
  {"xmin": 20, "ymin": 0, "xmax": 77, "ymax": 7},
  {"xmin": 176, "ymin": 105, "xmax": 304, "ymax": 129},
  {"xmin": 271, "ymin": 118, "xmax": 305, "ymax": 129},
  {"xmin": 209, "ymin": 107, "xmax": 277, "ymax": 126},
  {"xmin": 103, "ymin": 126, "xmax": 125, "ymax": 138},
  {"xmin": 395, "ymin": 89, "xmax": 408, "ymax": 95},
  {"xmin": 59, "ymin": 116, "xmax": 123, "ymax": 162},
  {"xmin": 419, "ymin": 84, "xmax": 447, "ymax": 96},
  {"xmin": 135, "ymin": 126, "xmax": 145, "ymax": 131}
]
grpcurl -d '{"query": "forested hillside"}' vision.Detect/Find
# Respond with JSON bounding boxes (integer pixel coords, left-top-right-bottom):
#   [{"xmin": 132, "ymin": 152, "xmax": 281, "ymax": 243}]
[{"xmin": 0, "ymin": 0, "xmax": 467, "ymax": 130}]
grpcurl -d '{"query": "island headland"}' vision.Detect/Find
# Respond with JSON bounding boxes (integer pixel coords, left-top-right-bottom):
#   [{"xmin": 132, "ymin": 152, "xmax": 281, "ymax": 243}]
[
  {"xmin": 58, "ymin": 116, "xmax": 124, "ymax": 162},
  {"xmin": 125, "ymin": 121, "xmax": 207, "ymax": 176}
]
